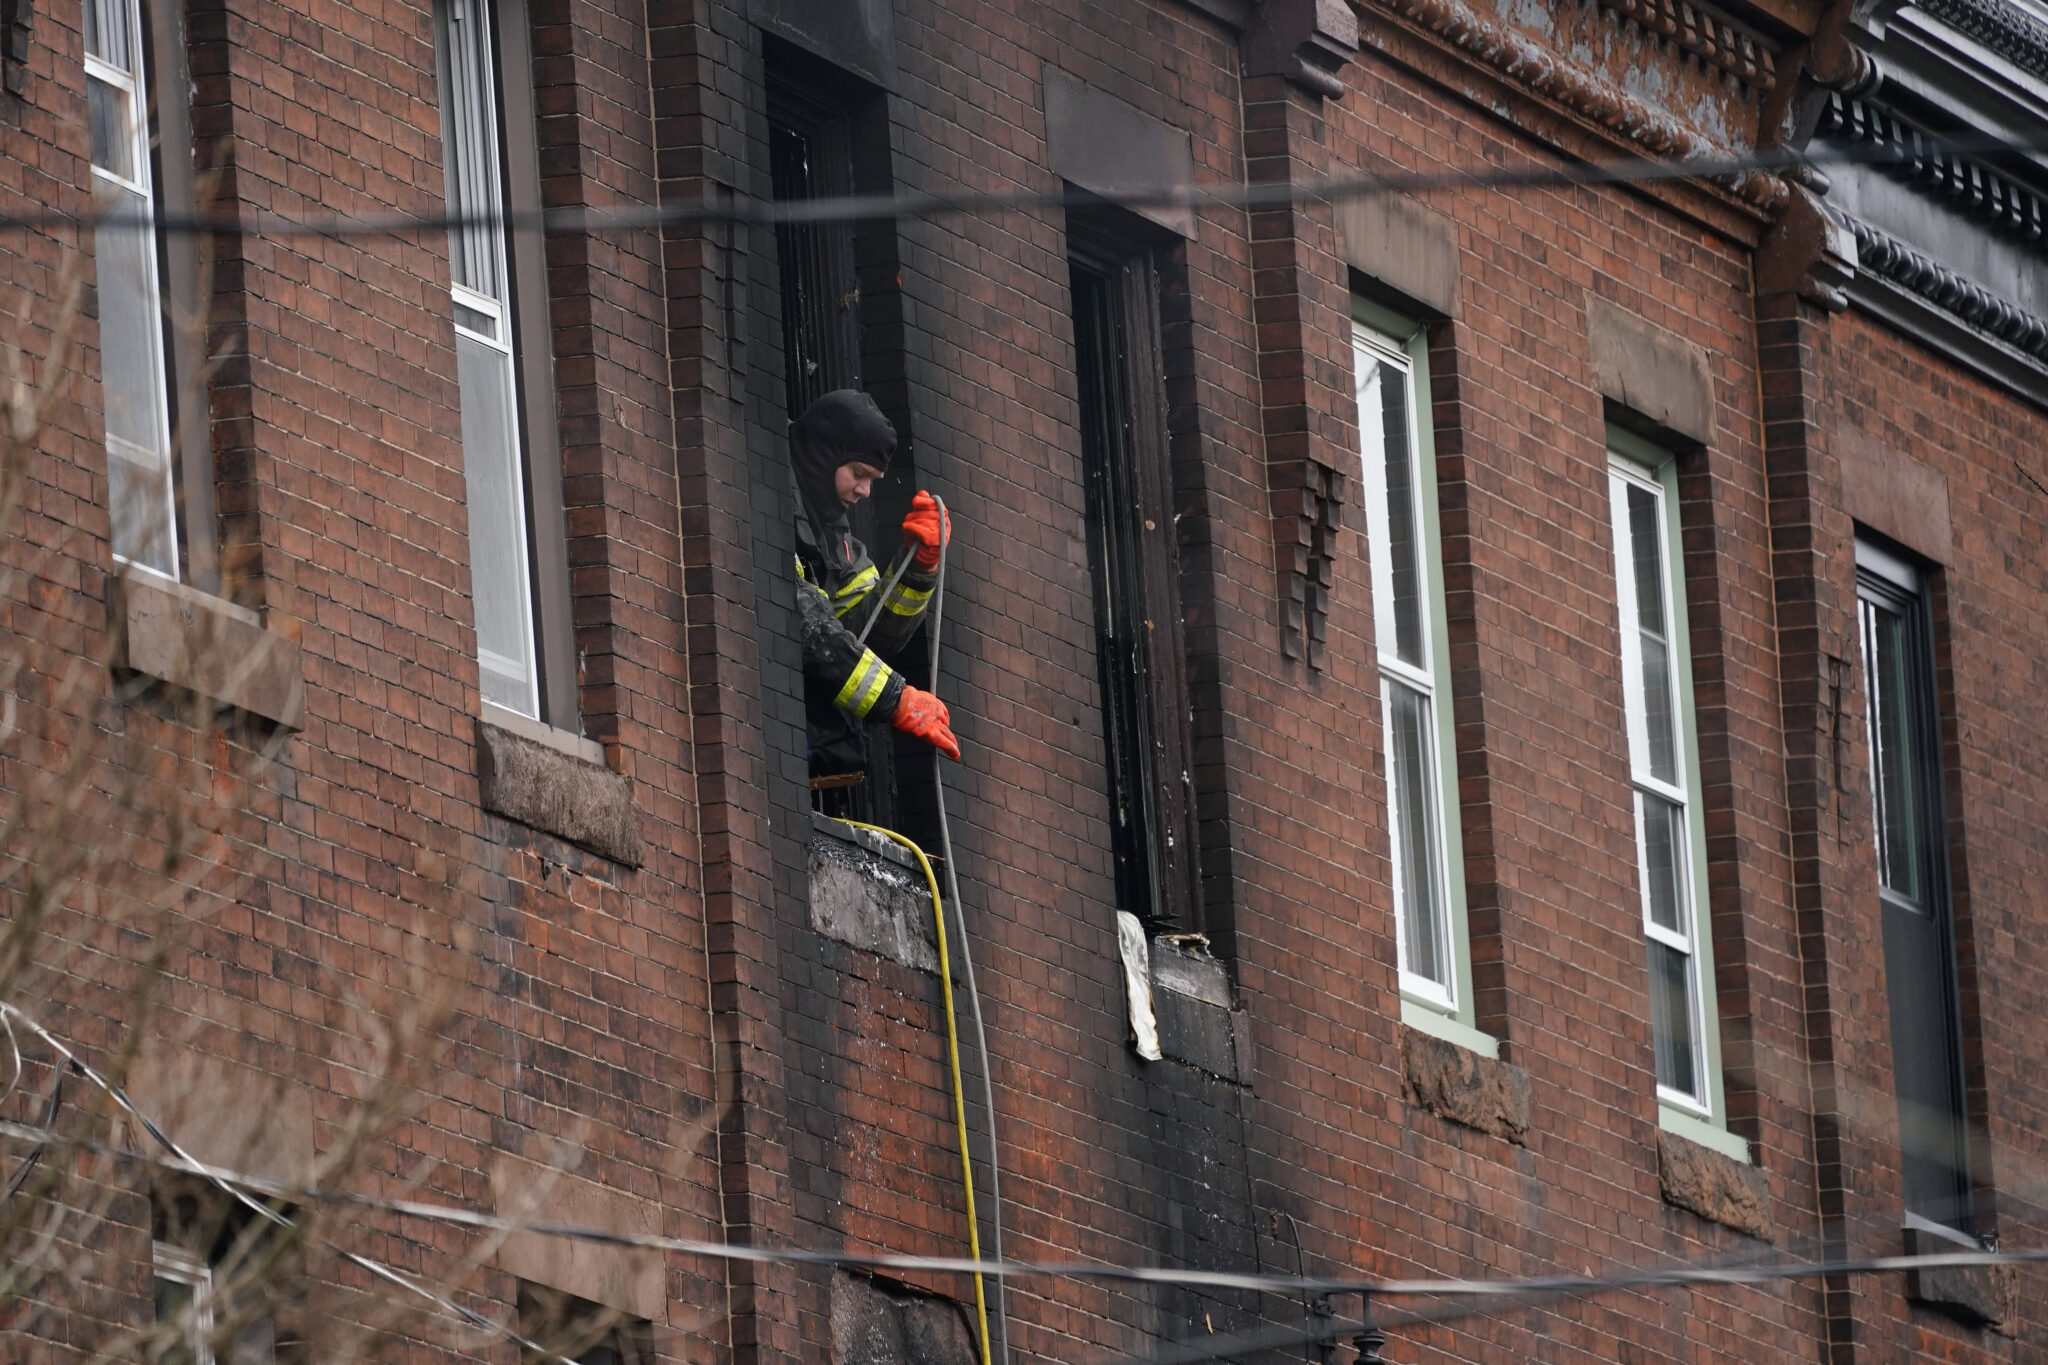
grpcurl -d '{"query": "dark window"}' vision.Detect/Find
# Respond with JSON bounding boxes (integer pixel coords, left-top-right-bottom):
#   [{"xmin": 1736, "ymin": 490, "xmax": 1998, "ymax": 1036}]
[
  {"xmin": 1066, "ymin": 206, "xmax": 1197, "ymax": 926},
  {"xmin": 766, "ymin": 40, "xmax": 927, "ymax": 836},
  {"xmin": 433, "ymin": 0, "xmax": 577, "ymax": 729},
  {"xmin": 517, "ymin": 1283, "xmax": 653, "ymax": 1365},
  {"xmin": 1857, "ymin": 536, "xmax": 1974, "ymax": 1234},
  {"xmin": 151, "ymin": 1182, "xmax": 283, "ymax": 1365}
]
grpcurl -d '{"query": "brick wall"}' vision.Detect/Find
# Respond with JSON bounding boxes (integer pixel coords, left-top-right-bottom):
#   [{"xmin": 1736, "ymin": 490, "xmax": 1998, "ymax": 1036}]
[{"xmin": 2, "ymin": 0, "xmax": 2044, "ymax": 1358}]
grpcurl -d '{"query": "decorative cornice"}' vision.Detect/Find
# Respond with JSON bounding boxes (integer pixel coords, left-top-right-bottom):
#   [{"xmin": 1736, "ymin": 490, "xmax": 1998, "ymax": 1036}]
[
  {"xmin": 1816, "ymin": 93, "xmax": 2048, "ymax": 246},
  {"xmin": 1913, "ymin": 0, "xmax": 2048, "ymax": 81},
  {"xmin": 1372, "ymin": 0, "xmax": 1791, "ymax": 210},
  {"xmin": 1587, "ymin": 0, "xmax": 1780, "ymax": 90},
  {"xmin": 1849, "ymin": 216, "xmax": 2048, "ymax": 357}
]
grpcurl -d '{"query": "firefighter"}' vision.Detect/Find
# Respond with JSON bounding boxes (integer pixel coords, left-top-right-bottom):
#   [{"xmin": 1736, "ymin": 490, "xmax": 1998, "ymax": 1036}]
[{"xmin": 790, "ymin": 389, "xmax": 959, "ymax": 780}]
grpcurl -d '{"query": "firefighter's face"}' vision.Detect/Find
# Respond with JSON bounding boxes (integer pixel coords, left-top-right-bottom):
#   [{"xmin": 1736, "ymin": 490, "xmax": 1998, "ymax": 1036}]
[{"xmin": 835, "ymin": 461, "xmax": 886, "ymax": 505}]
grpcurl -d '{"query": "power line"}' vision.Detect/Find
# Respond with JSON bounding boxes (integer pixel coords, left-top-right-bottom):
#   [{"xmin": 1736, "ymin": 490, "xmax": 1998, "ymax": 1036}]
[
  {"xmin": 2, "ymin": 135, "xmax": 2046, "ymax": 239},
  {"xmin": 3, "ymin": 1110, "xmax": 2042, "ymax": 1306},
  {"xmin": 0, "ymin": 1003, "xmax": 579, "ymax": 1365}
]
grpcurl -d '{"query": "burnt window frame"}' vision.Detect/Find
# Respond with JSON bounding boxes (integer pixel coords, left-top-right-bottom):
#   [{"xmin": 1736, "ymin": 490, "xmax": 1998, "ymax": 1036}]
[
  {"xmin": 432, "ymin": 0, "xmax": 578, "ymax": 732},
  {"xmin": 1856, "ymin": 533, "xmax": 1979, "ymax": 1239},
  {"xmin": 1064, "ymin": 197, "xmax": 1199, "ymax": 930},
  {"xmin": 764, "ymin": 37, "xmax": 929, "ymax": 838}
]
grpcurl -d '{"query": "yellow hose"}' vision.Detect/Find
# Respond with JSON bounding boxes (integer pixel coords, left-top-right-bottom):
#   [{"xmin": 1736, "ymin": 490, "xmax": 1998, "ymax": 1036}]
[{"xmin": 842, "ymin": 821, "xmax": 994, "ymax": 1365}]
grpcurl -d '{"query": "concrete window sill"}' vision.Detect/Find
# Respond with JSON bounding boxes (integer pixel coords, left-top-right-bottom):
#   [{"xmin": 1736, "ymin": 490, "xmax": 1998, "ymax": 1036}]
[
  {"xmin": 113, "ymin": 571, "xmax": 304, "ymax": 729},
  {"xmin": 1903, "ymin": 1221, "xmax": 2014, "ymax": 1333},
  {"xmin": 1657, "ymin": 1128, "xmax": 1771, "ymax": 1239},
  {"xmin": 1400, "ymin": 1024, "xmax": 1529, "ymax": 1142},
  {"xmin": 475, "ymin": 703, "xmax": 641, "ymax": 866},
  {"xmin": 807, "ymin": 813, "xmax": 940, "ymax": 973}
]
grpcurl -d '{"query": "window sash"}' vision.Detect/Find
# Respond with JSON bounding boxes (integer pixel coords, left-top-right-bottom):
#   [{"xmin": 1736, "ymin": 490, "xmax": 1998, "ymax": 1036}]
[
  {"xmin": 436, "ymin": 0, "xmax": 543, "ymax": 720},
  {"xmin": 86, "ymin": 0, "xmax": 179, "ymax": 580},
  {"xmin": 1608, "ymin": 454, "xmax": 1710, "ymax": 1113},
  {"xmin": 1355, "ymin": 321, "xmax": 1460, "ymax": 1007},
  {"xmin": 153, "ymin": 1242, "xmax": 217, "ymax": 1365}
]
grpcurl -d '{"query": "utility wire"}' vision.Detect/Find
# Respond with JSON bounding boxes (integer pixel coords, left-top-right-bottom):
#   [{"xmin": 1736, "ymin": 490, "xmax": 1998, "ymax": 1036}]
[
  {"xmin": 0, "ymin": 1003, "xmax": 576, "ymax": 1365},
  {"xmin": 2, "ymin": 134, "xmax": 2047, "ymax": 238},
  {"xmin": 3, "ymin": 1110, "xmax": 2044, "ymax": 1307}
]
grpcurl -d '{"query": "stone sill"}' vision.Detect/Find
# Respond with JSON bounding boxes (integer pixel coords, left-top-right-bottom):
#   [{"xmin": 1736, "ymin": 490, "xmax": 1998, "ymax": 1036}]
[
  {"xmin": 1146, "ymin": 934, "xmax": 1252, "ymax": 1083},
  {"xmin": 1903, "ymin": 1222, "xmax": 2014, "ymax": 1333},
  {"xmin": 1400, "ymin": 1024, "xmax": 1529, "ymax": 1142},
  {"xmin": 113, "ymin": 570, "xmax": 304, "ymax": 729},
  {"xmin": 807, "ymin": 816, "xmax": 938, "ymax": 973},
  {"xmin": 475, "ymin": 706, "xmax": 641, "ymax": 866},
  {"xmin": 1657, "ymin": 1128, "xmax": 1771, "ymax": 1239}
]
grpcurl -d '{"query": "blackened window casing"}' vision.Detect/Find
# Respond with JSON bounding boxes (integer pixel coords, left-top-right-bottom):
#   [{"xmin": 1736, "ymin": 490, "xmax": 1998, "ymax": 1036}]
[{"xmin": 1067, "ymin": 210, "xmax": 1198, "ymax": 929}]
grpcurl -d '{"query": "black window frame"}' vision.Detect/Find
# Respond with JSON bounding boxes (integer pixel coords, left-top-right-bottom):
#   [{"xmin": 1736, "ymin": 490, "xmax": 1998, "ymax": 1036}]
[
  {"xmin": 1065, "ymin": 199, "xmax": 1199, "ymax": 929},
  {"xmin": 1856, "ymin": 533, "xmax": 1977, "ymax": 1237},
  {"xmin": 764, "ymin": 37, "xmax": 929, "ymax": 838}
]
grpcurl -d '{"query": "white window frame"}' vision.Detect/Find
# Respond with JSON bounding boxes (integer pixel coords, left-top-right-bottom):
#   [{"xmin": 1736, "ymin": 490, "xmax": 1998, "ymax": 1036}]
[
  {"xmin": 153, "ymin": 1240, "xmax": 216, "ymax": 1365},
  {"xmin": 436, "ymin": 0, "xmax": 542, "ymax": 719},
  {"xmin": 1352, "ymin": 307, "xmax": 1489, "ymax": 1055},
  {"xmin": 86, "ymin": 0, "xmax": 180, "ymax": 581},
  {"xmin": 1606, "ymin": 432, "xmax": 1743, "ymax": 1159}
]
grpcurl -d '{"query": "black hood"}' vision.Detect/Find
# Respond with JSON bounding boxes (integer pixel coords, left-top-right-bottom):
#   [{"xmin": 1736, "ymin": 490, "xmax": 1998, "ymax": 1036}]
[{"xmin": 789, "ymin": 390, "xmax": 898, "ymax": 540}]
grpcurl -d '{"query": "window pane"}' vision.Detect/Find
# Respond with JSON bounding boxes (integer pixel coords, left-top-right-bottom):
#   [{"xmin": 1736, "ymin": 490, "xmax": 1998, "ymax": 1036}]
[
  {"xmin": 437, "ymin": 0, "xmax": 506, "ymax": 304},
  {"xmin": 457, "ymin": 332, "xmax": 538, "ymax": 716},
  {"xmin": 1626, "ymin": 482, "xmax": 1679, "ymax": 784},
  {"xmin": 1648, "ymin": 938, "xmax": 1700, "ymax": 1099},
  {"xmin": 154, "ymin": 1276, "xmax": 201, "ymax": 1365},
  {"xmin": 1862, "ymin": 597, "xmax": 1923, "ymax": 904},
  {"xmin": 85, "ymin": 0, "xmax": 134, "ymax": 70},
  {"xmin": 1388, "ymin": 679, "xmax": 1449, "ymax": 992},
  {"xmin": 96, "ymin": 190, "xmax": 177, "ymax": 576},
  {"xmin": 1377, "ymin": 364, "xmax": 1426, "ymax": 669},
  {"xmin": 88, "ymin": 76, "xmax": 134, "ymax": 177},
  {"xmin": 1638, "ymin": 791, "xmax": 1687, "ymax": 937}
]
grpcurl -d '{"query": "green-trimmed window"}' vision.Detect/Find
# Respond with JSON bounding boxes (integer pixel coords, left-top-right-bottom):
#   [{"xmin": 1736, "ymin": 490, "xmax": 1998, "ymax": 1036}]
[
  {"xmin": 1352, "ymin": 306, "xmax": 1488, "ymax": 1055},
  {"xmin": 1606, "ymin": 431, "xmax": 1742, "ymax": 1159}
]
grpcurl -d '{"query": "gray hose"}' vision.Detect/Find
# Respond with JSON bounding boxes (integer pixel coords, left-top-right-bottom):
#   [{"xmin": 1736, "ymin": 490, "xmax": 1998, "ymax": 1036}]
[{"xmin": 926, "ymin": 496, "xmax": 1010, "ymax": 1365}]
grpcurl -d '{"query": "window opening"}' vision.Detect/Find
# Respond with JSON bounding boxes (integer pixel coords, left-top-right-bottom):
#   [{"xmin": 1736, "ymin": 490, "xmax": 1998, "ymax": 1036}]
[
  {"xmin": 152, "ymin": 1183, "xmax": 279, "ymax": 1365},
  {"xmin": 768, "ymin": 46, "xmax": 926, "ymax": 834},
  {"xmin": 1067, "ymin": 215, "xmax": 1196, "ymax": 927},
  {"xmin": 86, "ymin": 0, "xmax": 178, "ymax": 579},
  {"xmin": 517, "ymin": 1283, "xmax": 654, "ymax": 1365},
  {"xmin": 1857, "ymin": 536, "xmax": 1975, "ymax": 1235},
  {"xmin": 1354, "ymin": 320, "xmax": 1460, "ymax": 1011},
  {"xmin": 1608, "ymin": 444, "xmax": 1714, "ymax": 1116}
]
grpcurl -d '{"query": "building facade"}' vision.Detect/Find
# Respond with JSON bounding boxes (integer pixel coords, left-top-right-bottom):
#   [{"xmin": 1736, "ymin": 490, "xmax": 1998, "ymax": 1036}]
[{"xmin": 1, "ymin": 0, "xmax": 2046, "ymax": 1357}]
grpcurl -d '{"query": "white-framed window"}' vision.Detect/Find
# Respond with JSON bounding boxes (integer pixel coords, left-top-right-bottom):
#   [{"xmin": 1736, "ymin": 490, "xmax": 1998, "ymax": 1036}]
[
  {"xmin": 1605, "ymin": 431, "xmax": 1736, "ymax": 1149},
  {"xmin": 1352, "ymin": 309, "xmax": 1485, "ymax": 1051},
  {"xmin": 153, "ymin": 1241, "xmax": 216, "ymax": 1365},
  {"xmin": 85, "ymin": 0, "xmax": 179, "ymax": 579},
  {"xmin": 436, "ymin": 0, "xmax": 541, "ymax": 719}
]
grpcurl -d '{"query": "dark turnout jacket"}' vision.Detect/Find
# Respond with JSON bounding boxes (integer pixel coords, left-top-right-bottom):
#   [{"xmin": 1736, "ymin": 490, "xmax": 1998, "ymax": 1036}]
[{"xmin": 790, "ymin": 392, "xmax": 938, "ymax": 777}]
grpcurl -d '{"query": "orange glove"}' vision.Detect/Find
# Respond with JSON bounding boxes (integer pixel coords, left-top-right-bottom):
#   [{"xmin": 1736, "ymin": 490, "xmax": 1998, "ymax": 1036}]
[
  {"xmin": 901, "ymin": 490, "xmax": 951, "ymax": 569},
  {"xmin": 891, "ymin": 684, "xmax": 960, "ymax": 760}
]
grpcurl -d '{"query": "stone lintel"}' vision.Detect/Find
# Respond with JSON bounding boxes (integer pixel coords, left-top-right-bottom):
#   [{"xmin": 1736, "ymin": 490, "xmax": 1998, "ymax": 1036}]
[
  {"xmin": 1337, "ymin": 194, "xmax": 1460, "ymax": 319},
  {"xmin": 1837, "ymin": 433, "xmax": 1954, "ymax": 563},
  {"xmin": 1585, "ymin": 295, "xmax": 1717, "ymax": 447}
]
